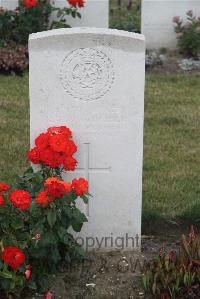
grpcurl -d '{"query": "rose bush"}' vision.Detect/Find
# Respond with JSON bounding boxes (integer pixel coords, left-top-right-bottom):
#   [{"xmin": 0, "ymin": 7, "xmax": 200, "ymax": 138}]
[
  {"xmin": 0, "ymin": 44, "xmax": 28, "ymax": 74},
  {"xmin": 0, "ymin": 0, "xmax": 84, "ymax": 73},
  {"xmin": 0, "ymin": 0, "xmax": 84, "ymax": 46},
  {"xmin": 0, "ymin": 125, "xmax": 90, "ymax": 298},
  {"xmin": 173, "ymin": 10, "xmax": 200, "ymax": 58}
]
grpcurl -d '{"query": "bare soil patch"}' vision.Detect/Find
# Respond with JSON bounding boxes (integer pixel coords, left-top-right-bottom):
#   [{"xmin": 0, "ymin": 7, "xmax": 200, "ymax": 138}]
[{"xmin": 24, "ymin": 235, "xmax": 181, "ymax": 299}]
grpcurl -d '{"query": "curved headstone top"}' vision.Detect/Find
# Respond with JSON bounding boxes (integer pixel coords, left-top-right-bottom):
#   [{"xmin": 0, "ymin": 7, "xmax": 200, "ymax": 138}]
[{"xmin": 29, "ymin": 27, "xmax": 145, "ymax": 43}]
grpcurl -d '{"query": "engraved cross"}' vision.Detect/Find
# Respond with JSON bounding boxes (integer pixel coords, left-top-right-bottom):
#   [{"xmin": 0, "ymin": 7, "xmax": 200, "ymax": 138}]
[{"xmin": 75, "ymin": 143, "xmax": 111, "ymax": 216}]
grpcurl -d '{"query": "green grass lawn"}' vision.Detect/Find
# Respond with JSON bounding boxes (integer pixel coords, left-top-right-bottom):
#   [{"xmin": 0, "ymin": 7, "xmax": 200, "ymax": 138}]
[
  {"xmin": 0, "ymin": 73, "xmax": 29, "ymax": 183},
  {"xmin": 143, "ymin": 74, "xmax": 200, "ymax": 228},
  {"xmin": 0, "ymin": 72, "xmax": 199, "ymax": 224}
]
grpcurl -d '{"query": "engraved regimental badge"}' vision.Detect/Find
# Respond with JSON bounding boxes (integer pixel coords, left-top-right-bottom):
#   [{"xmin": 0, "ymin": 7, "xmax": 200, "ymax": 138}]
[{"xmin": 60, "ymin": 48, "xmax": 114, "ymax": 101}]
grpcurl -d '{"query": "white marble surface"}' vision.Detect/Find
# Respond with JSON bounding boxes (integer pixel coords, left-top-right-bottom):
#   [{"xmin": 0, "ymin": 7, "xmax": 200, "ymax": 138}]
[
  {"xmin": 0, "ymin": 0, "xmax": 18, "ymax": 9},
  {"xmin": 29, "ymin": 28, "xmax": 145, "ymax": 250}
]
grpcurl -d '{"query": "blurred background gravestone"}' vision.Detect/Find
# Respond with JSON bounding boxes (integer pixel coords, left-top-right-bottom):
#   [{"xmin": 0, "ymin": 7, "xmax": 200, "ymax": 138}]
[{"xmin": 141, "ymin": 0, "xmax": 200, "ymax": 49}]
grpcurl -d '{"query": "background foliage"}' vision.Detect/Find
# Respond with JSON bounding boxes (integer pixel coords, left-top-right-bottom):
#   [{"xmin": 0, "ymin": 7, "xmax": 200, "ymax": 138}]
[
  {"xmin": 143, "ymin": 227, "xmax": 200, "ymax": 299},
  {"xmin": 173, "ymin": 10, "xmax": 200, "ymax": 58},
  {"xmin": 0, "ymin": 0, "xmax": 82, "ymax": 73},
  {"xmin": 110, "ymin": 0, "xmax": 141, "ymax": 33}
]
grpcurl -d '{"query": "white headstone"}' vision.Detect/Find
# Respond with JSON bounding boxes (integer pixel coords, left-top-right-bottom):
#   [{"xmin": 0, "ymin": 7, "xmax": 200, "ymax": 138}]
[
  {"xmin": 0, "ymin": 0, "xmax": 18, "ymax": 10},
  {"xmin": 29, "ymin": 28, "xmax": 145, "ymax": 251},
  {"xmin": 142, "ymin": 0, "xmax": 200, "ymax": 49}
]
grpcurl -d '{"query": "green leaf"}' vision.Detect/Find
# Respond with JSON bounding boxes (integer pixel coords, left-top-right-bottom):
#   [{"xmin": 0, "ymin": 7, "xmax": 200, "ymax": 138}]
[
  {"xmin": 0, "ymin": 270, "xmax": 12, "ymax": 279},
  {"xmin": 0, "ymin": 260, "xmax": 3, "ymax": 269},
  {"xmin": 71, "ymin": 221, "xmax": 82, "ymax": 232},
  {"xmin": 63, "ymin": 233, "xmax": 71, "ymax": 245},
  {"xmin": 31, "ymin": 222, "xmax": 44, "ymax": 235},
  {"xmin": 50, "ymin": 247, "xmax": 61, "ymax": 264},
  {"xmin": 85, "ymin": 192, "xmax": 92, "ymax": 197},
  {"xmin": 71, "ymin": 209, "xmax": 88, "ymax": 232},
  {"xmin": 10, "ymin": 280, "xmax": 16, "ymax": 290},
  {"xmin": 70, "ymin": 190, "xmax": 78, "ymax": 202},
  {"xmin": 39, "ymin": 232, "xmax": 57, "ymax": 247},
  {"xmin": 47, "ymin": 209, "xmax": 57, "ymax": 228},
  {"xmin": 81, "ymin": 194, "xmax": 89, "ymax": 204},
  {"xmin": 72, "ymin": 208, "xmax": 88, "ymax": 222},
  {"xmin": 28, "ymin": 280, "xmax": 37, "ymax": 290},
  {"xmin": 71, "ymin": 10, "xmax": 76, "ymax": 18},
  {"xmin": 60, "ymin": 213, "xmax": 71, "ymax": 228},
  {"xmin": 25, "ymin": 167, "xmax": 34, "ymax": 174},
  {"xmin": 10, "ymin": 218, "xmax": 24, "ymax": 230},
  {"xmin": 57, "ymin": 226, "xmax": 67, "ymax": 240},
  {"xmin": 74, "ymin": 245, "xmax": 85, "ymax": 259}
]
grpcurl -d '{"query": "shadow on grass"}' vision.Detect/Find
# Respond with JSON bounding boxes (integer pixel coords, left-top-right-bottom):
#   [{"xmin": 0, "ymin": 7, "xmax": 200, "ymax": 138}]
[
  {"xmin": 142, "ymin": 204, "xmax": 200, "ymax": 236},
  {"xmin": 142, "ymin": 208, "xmax": 180, "ymax": 236},
  {"xmin": 180, "ymin": 203, "xmax": 200, "ymax": 229}
]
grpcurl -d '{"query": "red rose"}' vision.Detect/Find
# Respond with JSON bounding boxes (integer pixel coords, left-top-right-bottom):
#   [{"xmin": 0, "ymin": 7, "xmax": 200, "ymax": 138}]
[
  {"xmin": 65, "ymin": 140, "xmax": 77, "ymax": 155},
  {"xmin": 9, "ymin": 190, "xmax": 31, "ymax": 210},
  {"xmin": 60, "ymin": 181, "xmax": 72, "ymax": 192},
  {"xmin": 39, "ymin": 148, "xmax": 53, "ymax": 164},
  {"xmin": 72, "ymin": 178, "xmax": 88, "ymax": 196},
  {"xmin": 29, "ymin": 126, "xmax": 77, "ymax": 168},
  {"xmin": 63, "ymin": 156, "xmax": 77, "ymax": 171},
  {"xmin": 46, "ymin": 181, "xmax": 66, "ymax": 197},
  {"xmin": 47, "ymin": 126, "xmax": 72, "ymax": 139},
  {"xmin": 78, "ymin": 0, "xmax": 84, "ymax": 7},
  {"xmin": 27, "ymin": 147, "xmax": 40, "ymax": 164},
  {"xmin": 68, "ymin": 0, "xmax": 84, "ymax": 8},
  {"xmin": 49, "ymin": 134, "xmax": 68, "ymax": 152},
  {"xmin": 35, "ymin": 133, "xmax": 49, "ymax": 150},
  {"xmin": 35, "ymin": 190, "xmax": 54, "ymax": 206},
  {"xmin": 23, "ymin": 0, "xmax": 38, "ymax": 8},
  {"xmin": 40, "ymin": 148, "xmax": 63, "ymax": 168},
  {"xmin": 45, "ymin": 178, "xmax": 72, "ymax": 193},
  {"xmin": 0, "ymin": 182, "xmax": 10, "ymax": 193},
  {"xmin": 1, "ymin": 246, "xmax": 25, "ymax": 270},
  {"xmin": 67, "ymin": 0, "xmax": 78, "ymax": 7},
  {"xmin": 0, "ymin": 195, "xmax": 5, "ymax": 206},
  {"xmin": 44, "ymin": 177, "xmax": 60, "ymax": 187}
]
